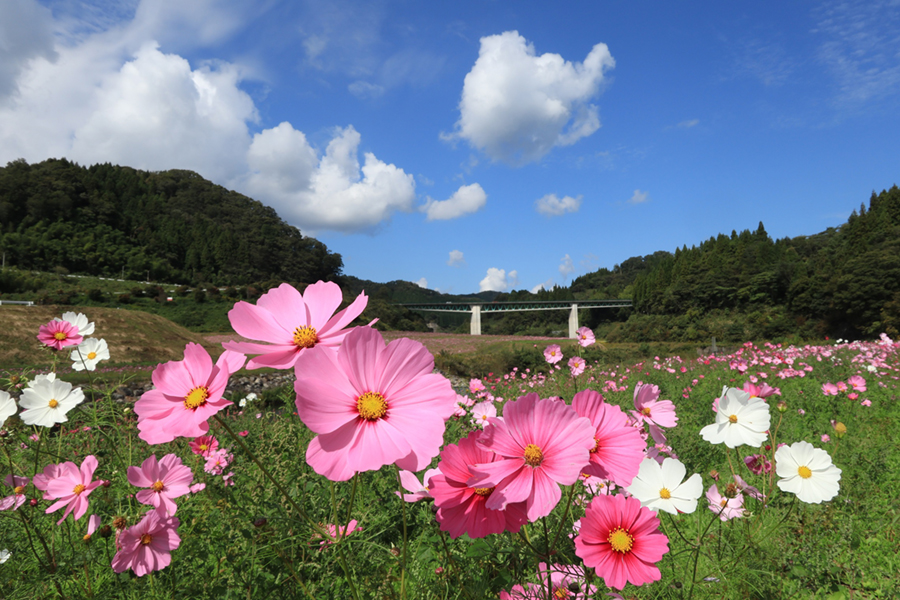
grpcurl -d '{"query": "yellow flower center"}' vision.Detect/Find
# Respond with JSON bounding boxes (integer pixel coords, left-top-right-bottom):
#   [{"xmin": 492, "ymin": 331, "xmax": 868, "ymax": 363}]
[
  {"xmin": 54, "ymin": 331, "xmax": 68, "ymax": 341},
  {"xmin": 473, "ymin": 487, "xmax": 494, "ymax": 497},
  {"xmin": 591, "ymin": 437, "xmax": 600, "ymax": 453},
  {"xmin": 73, "ymin": 484, "xmax": 86, "ymax": 495},
  {"xmin": 292, "ymin": 326, "xmax": 319, "ymax": 349},
  {"xmin": 87, "ymin": 352, "xmax": 97, "ymax": 360},
  {"xmin": 798, "ymin": 465, "xmax": 812, "ymax": 479},
  {"xmin": 641, "ymin": 407, "xmax": 652, "ymax": 415},
  {"xmin": 199, "ymin": 444, "xmax": 208, "ymax": 451},
  {"xmin": 140, "ymin": 534, "xmax": 153, "ymax": 546},
  {"xmin": 83, "ymin": 534, "xmax": 92, "ymax": 542},
  {"xmin": 554, "ymin": 587, "xmax": 571, "ymax": 599},
  {"xmin": 48, "ymin": 399, "xmax": 59, "ymax": 408},
  {"xmin": 184, "ymin": 386, "xmax": 209, "ymax": 410},
  {"xmin": 728, "ymin": 414, "xmax": 738, "ymax": 423},
  {"xmin": 14, "ymin": 485, "xmax": 25, "ymax": 494},
  {"xmin": 659, "ymin": 487, "xmax": 671, "ymax": 499},
  {"xmin": 720, "ymin": 498, "xmax": 728, "ymax": 507},
  {"xmin": 357, "ymin": 391, "xmax": 387, "ymax": 420},
  {"xmin": 151, "ymin": 481, "xmax": 165, "ymax": 492},
  {"xmin": 607, "ymin": 527, "xmax": 634, "ymax": 553},
  {"xmin": 523, "ymin": 444, "xmax": 544, "ymax": 467}
]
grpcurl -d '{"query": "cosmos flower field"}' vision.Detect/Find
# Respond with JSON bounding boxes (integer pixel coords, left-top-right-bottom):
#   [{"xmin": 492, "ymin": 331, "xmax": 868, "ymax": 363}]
[{"xmin": 0, "ymin": 283, "xmax": 898, "ymax": 600}]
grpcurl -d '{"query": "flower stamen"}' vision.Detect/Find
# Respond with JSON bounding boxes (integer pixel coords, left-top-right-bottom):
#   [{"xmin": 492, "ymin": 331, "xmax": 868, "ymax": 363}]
[
  {"xmin": 523, "ymin": 443, "xmax": 544, "ymax": 467},
  {"xmin": 728, "ymin": 414, "xmax": 738, "ymax": 423},
  {"xmin": 473, "ymin": 487, "xmax": 494, "ymax": 497},
  {"xmin": 797, "ymin": 465, "xmax": 812, "ymax": 479},
  {"xmin": 607, "ymin": 527, "xmax": 634, "ymax": 553},
  {"xmin": 357, "ymin": 391, "xmax": 387, "ymax": 420},
  {"xmin": 73, "ymin": 484, "xmax": 86, "ymax": 495},
  {"xmin": 659, "ymin": 487, "xmax": 671, "ymax": 499},
  {"xmin": 292, "ymin": 326, "xmax": 319, "ymax": 349},
  {"xmin": 184, "ymin": 386, "xmax": 209, "ymax": 410}
]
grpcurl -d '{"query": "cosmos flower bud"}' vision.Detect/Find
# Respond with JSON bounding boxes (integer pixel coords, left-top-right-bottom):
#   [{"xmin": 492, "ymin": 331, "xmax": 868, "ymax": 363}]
[
  {"xmin": 776, "ymin": 401, "xmax": 787, "ymax": 413},
  {"xmin": 833, "ymin": 421, "xmax": 847, "ymax": 437}
]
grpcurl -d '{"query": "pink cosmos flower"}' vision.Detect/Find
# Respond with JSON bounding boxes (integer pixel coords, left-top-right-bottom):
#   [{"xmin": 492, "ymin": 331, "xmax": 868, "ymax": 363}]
[
  {"xmin": 429, "ymin": 431, "xmax": 528, "ymax": 538},
  {"xmin": 744, "ymin": 454, "xmax": 772, "ymax": 475},
  {"xmin": 188, "ymin": 435, "xmax": 219, "ymax": 457},
  {"xmin": 742, "ymin": 381, "xmax": 780, "ymax": 398},
  {"xmin": 469, "ymin": 379, "xmax": 486, "ymax": 394},
  {"xmin": 861, "ymin": 399, "xmax": 872, "ymax": 407},
  {"xmin": 111, "ymin": 511, "xmax": 181, "ymax": 577},
  {"xmin": 632, "ymin": 384, "xmax": 678, "ymax": 429},
  {"xmin": 468, "ymin": 393, "xmax": 594, "ymax": 521},
  {"xmin": 43, "ymin": 456, "xmax": 102, "ymax": 525},
  {"xmin": 204, "ymin": 448, "xmax": 233, "ymax": 475},
  {"xmin": 574, "ymin": 493, "xmax": 669, "ymax": 590},
  {"xmin": 470, "ymin": 400, "xmax": 497, "ymax": 428},
  {"xmin": 85, "ymin": 514, "xmax": 101, "ymax": 540},
  {"xmin": 572, "ymin": 390, "xmax": 645, "ymax": 488},
  {"xmin": 316, "ymin": 520, "xmax": 362, "ymax": 548},
  {"xmin": 295, "ymin": 326, "xmax": 457, "ymax": 481},
  {"xmin": 576, "ymin": 327, "xmax": 596, "ymax": 348},
  {"xmin": 36, "ymin": 319, "xmax": 83, "ymax": 350},
  {"xmin": 821, "ymin": 434, "xmax": 831, "ymax": 443},
  {"xmin": 396, "ymin": 468, "xmax": 441, "ymax": 502},
  {"xmin": 706, "ymin": 484, "xmax": 745, "ymax": 521},
  {"xmin": 224, "ymin": 281, "xmax": 369, "ymax": 370},
  {"xmin": 821, "ymin": 382, "xmax": 839, "ymax": 396},
  {"xmin": 135, "ymin": 344, "xmax": 246, "ymax": 445},
  {"xmin": 847, "ymin": 375, "xmax": 867, "ymax": 392},
  {"xmin": 568, "ymin": 356, "xmax": 586, "ymax": 377},
  {"xmin": 543, "ymin": 344, "xmax": 563, "ymax": 364},
  {"xmin": 499, "ymin": 583, "xmax": 543, "ymax": 599},
  {"xmin": 0, "ymin": 475, "xmax": 29, "ymax": 511},
  {"xmin": 537, "ymin": 563, "xmax": 597, "ymax": 600},
  {"xmin": 127, "ymin": 454, "xmax": 194, "ymax": 516}
]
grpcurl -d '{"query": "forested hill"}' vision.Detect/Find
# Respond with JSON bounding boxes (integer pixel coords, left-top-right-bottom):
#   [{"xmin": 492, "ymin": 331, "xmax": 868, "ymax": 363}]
[{"xmin": 0, "ymin": 158, "xmax": 343, "ymax": 286}]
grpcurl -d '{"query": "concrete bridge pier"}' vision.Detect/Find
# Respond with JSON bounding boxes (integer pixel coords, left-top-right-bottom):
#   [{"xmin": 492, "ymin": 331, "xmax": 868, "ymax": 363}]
[
  {"xmin": 568, "ymin": 304, "xmax": 579, "ymax": 339},
  {"xmin": 470, "ymin": 305, "xmax": 482, "ymax": 335}
]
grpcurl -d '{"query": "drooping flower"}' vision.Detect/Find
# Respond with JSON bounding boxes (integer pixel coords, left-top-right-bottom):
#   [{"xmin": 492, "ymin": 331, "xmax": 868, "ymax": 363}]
[
  {"xmin": 568, "ymin": 356, "xmax": 586, "ymax": 377},
  {"xmin": 43, "ymin": 456, "xmax": 102, "ymax": 525},
  {"xmin": 0, "ymin": 391, "xmax": 17, "ymax": 428},
  {"xmin": 18, "ymin": 377, "xmax": 85, "ymax": 427},
  {"xmin": 429, "ymin": 431, "xmax": 527, "ymax": 538},
  {"xmin": 188, "ymin": 435, "xmax": 219, "ymax": 457},
  {"xmin": 55, "ymin": 312, "xmax": 95, "ymax": 337},
  {"xmin": 127, "ymin": 455, "xmax": 194, "ymax": 516},
  {"xmin": 575, "ymin": 326, "xmax": 596, "ymax": 348},
  {"xmin": 626, "ymin": 458, "xmax": 703, "ymax": 515},
  {"xmin": 775, "ymin": 441, "xmax": 841, "ymax": 504},
  {"xmin": 470, "ymin": 400, "xmax": 497, "ymax": 428},
  {"xmin": 295, "ymin": 326, "xmax": 457, "ymax": 481},
  {"xmin": 111, "ymin": 510, "xmax": 181, "ymax": 577},
  {"xmin": 572, "ymin": 390, "xmax": 645, "ymax": 487},
  {"xmin": 699, "ymin": 388, "xmax": 770, "ymax": 448},
  {"xmin": 468, "ymin": 393, "xmax": 595, "ymax": 521},
  {"xmin": 396, "ymin": 468, "xmax": 441, "ymax": 502},
  {"xmin": 744, "ymin": 454, "xmax": 772, "ymax": 475},
  {"xmin": 706, "ymin": 484, "xmax": 745, "ymax": 521},
  {"xmin": 224, "ymin": 281, "xmax": 369, "ymax": 370},
  {"xmin": 574, "ymin": 493, "xmax": 669, "ymax": 590},
  {"xmin": 69, "ymin": 338, "xmax": 110, "ymax": 371},
  {"xmin": 135, "ymin": 344, "xmax": 246, "ymax": 445},
  {"xmin": 37, "ymin": 319, "xmax": 83, "ymax": 350},
  {"xmin": 0, "ymin": 475, "xmax": 29, "ymax": 511},
  {"xmin": 84, "ymin": 514, "xmax": 101, "ymax": 541},
  {"xmin": 543, "ymin": 344, "xmax": 563, "ymax": 364}
]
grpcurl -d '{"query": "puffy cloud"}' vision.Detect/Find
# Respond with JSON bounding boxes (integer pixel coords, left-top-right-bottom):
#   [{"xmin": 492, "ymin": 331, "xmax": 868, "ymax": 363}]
[
  {"xmin": 559, "ymin": 254, "xmax": 575, "ymax": 278},
  {"xmin": 415, "ymin": 277, "xmax": 428, "ymax": 289},
  {"xmin": 0, "ymin": 0, "xmax": 56, "ymax": 100},
  {"xmin": 535, "ymin": 193, "xmax": 582, "ymax": 217},
  {"xmin": 241, "ymin": 123, "xmax": 416, "ymax": 233},
  {"xmin": 447, "ymin": 250, "xmax": 465, "ymax": 267},
  {"xmin": 422, "ymin": 183, "xmax": 487, "ymax": 221},
  {"xmin": 479, "ymin": 268, "xmax": 518, "ymax": 292},
  {"xmin": 627, "ymin": 189, "xmax": 650, "ymax": 204},
  {"xmin": 445, "ymin": 31, "xmax": 614, "ymax": 165}
]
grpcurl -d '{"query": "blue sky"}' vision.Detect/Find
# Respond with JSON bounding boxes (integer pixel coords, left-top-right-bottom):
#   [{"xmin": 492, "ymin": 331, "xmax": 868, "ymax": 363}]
[{"xmin": 2, "ymin": 1, "xmax": 899, "ymax": 294}]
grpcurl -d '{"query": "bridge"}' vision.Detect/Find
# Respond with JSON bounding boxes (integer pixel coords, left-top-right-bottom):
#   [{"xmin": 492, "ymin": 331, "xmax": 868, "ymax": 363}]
[{"xmin": 395, "ymin": 299, "xmax": 632, "ymax": 337}]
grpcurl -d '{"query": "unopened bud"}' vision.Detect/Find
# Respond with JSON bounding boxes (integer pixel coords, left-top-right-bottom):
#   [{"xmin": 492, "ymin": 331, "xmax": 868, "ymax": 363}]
[
  {"xmin": 0, "ymin": 430, "xmax": 8, "ymax": 438},
  {"xmin": 833, "ymin": 421, "xmax": 847, "ymax": 437},
  {"xmin": 776, "ymin": 401, "xmax": 787, "ymax": 413},
  {"xmin": 99, "ymin": 525, "xmax": 112, "ymax": 539},
  {"xmin": 101, "ymin": 479, "xmax": 111, "ymax": 488},
  {"xmin": 113, "ymin": 517, "xmax": 128, "ymax": 530},
  {"xmin": 724, "ymin": 483, "xmax": 740, "ymax": 499},
  {"xmin": 30, "ymin": 498, "xmax": 39, "ymax": 507},
  {"xmin": 709, "ymin": 470, "xmax": 719, "ymax": 481},
  {"xmin": 390, "ymin": 548, "xmax": 400, "ymax": 557},
  {"xmin": 253, "ymin": 517, "xmax": 267, "ymax": 528}
]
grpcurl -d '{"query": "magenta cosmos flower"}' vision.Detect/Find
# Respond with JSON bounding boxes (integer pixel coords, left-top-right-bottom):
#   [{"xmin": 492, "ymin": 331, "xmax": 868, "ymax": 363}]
[
  {"xmin": 36, "ymin": 319, "xmax": 83, "ymax": 350},
  {"xmin": 135, "ymin": 344, "xmax": 246, "ymax": 445},
  {"xmin": 112, "ymin": 510, "xmax": 181, "ymax": 577},
  {"xmin": 128, "ymin": 454, "xmax": 194, "ymax": 516},
  {"xmin": 294, "ymin": 326, "xmax": 457, "ymax": 481},
  {"xmin": 43, "ymin": 455, "xmax": 102, "ymax": 525},
  {"xmin": 224, "ymin": 281, "xmax": 368, "ymax": 370},
  {"xmin": 572, "ymin": 390, "xmax": 645, "ymax": 488},
  {"xmin": 574, "ymin": 493, "xmax": 669, "ymax": 590},
  {"xmin": 429, "ymin": 430, "xmax": 528, "ymax": 539},
  {"xmin": 188, "ymin": 435, "xmax": 219, "ymax": 457},
  {"xmin": 468, "ymin": 393, "xmax": 595, "ymax": 521}
]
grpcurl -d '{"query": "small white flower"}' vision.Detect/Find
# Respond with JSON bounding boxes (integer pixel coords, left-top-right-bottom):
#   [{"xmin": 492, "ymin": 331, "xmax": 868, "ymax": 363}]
[
  {"xmin": 0, "ymin": 391, "xmax": 17, "ymax": 429},
  {"xmin": 626, "ymin": 457, "xmax": 703, "ymax": 514},
  {"xmin": 700, "ymin": 387, "xmax": 771, "ymax": 448},
  {"xmin": 70, "ymin": 338, "xmax": 110, "ymax": 372},
  {"xmin": 55, "ymin": 311, "xmax": 95, "ymax": 336},
  {"xmin": 0, "ymin": 549, "xmax": 9, "ymax": 564},
  {"xmin": 775, "ymin": 441, "xmax": 841, "ymax": 504},
  {"xmin": 18, "ymin": 378, "xmax": 85, "ymax": 427},
  {"xmin": 866, "ymin": 364, "xmax": 877, "ymax": 373}
]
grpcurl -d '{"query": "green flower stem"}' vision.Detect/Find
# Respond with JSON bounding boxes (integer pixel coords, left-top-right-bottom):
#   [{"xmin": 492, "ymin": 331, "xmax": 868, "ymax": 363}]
[
  {"xmin": 547, "ymin": 482, "xmax": 578, "ymax": 556},
  {"xmin": 394, "ymin": 465, "xmax": 409, "ymax": 600},
  {"xmin": 437, "ymin": 529, "xmax": 475, "ymax": 600}
]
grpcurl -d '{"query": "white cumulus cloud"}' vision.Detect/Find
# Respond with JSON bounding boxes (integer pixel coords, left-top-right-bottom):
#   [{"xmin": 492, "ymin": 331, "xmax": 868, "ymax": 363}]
[
  {"xmin": 445, "ymin": 30, "xmax": 614, "ymax": 165},
  {"xmin": 531, "ymin": 278, "xmax": 555, "ymax": 294},
  {"xmin": 447, "ymin": 250, "xmax": 465, "ymax": 267},
  {"xmin": 627, "ymin": 189, "xmax": 650, "ymax": 205},
  {"xmin": 422, "ymin": 183, "xmax": 487, "ymax": 221},
  {"xmin": 479, "ymin": 268, "xmax": 518, "ymax": 292},
  {"xmin": 415, "ymin": 277, "xmax": 428, "ymax": 289},
  {"xmin": 559, "ymin": 254, "xmax": 575, "ymax": 278},
  {"xmin": 535, "ymin": 193, "xmax": 582, "ymax": 217}
]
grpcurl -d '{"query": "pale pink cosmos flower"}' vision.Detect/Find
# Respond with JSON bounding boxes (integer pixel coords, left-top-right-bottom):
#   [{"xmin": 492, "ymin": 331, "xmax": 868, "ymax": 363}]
[
  {"xmin": 127, "ymin": 454, "xmax": 194, "ymax": 516},
  {"xmin": 742, "ymin": 381, "xmax": 780, "ymax": 399},
  {"xmin": 295, "ymin": 327, "xmax": 457, "ymax": 481},
  {"xmin": 396, "ymin": 468, "xmax": 441, "ymax": 502},
  {"xmin": 224, "ymin": 282, "xmax": 369, "ymax": 370},
  {"xmin": 573, "ymin": 390, "xmax": 645, "ymax": 488},
  {"xmin": 706, "ymin": 484, "xmax": 745, "ymax": 521},
  {"xmin": 470, "ymin": 400, "xmax": 497, "ymax": 429},
  {"xmin": 204, "ymin": 449, "xmax": 233, "ymax": 475},
  {"xmin": 0, "ymin": 475, "xmax": 29, "ymax": 511},
  {"xmin": 85, "ymin": 515, "xmax": 101, "ymax": 540},
  {"xmin": 847, "ymin": 375, "xmax": 867, "ymax": 392},
  {"xmin": 543, "ymin": 344, "xmax": 563, "ymax": 364},
  {"xmin": 135, "ymin": 344, "xmax": 246, "ymax": 445},
  {"xmin": 861, "ymin": 399, "xmax": 872, "ymax": 407},
  {"xmin": 821, "ymin": 434, "xmax": 831, "ymax": 443},
  {"xmin": 43, "ymin": 456, "xmax": 102, "ymax": 525},
  {"xmin": 111, "ymin": 511, "xmax": 181, "ymax": 577},
  {"xmin": 188, "ymin": 435, "xmax": 219, "ymax": 457},
  {"xmin": 36, "ymin": 319, "xmax": 83, "ymax": 350},
  {"xmin": 576, "ymin": 327, "xmax": 596, "ymax": 348},
  {"xmin": 316, "ymin": 520, "xmax": 362, "ymax": 548},
  {"xmin": 821, "ymin": 382, "xmax": 839, "ymax": 396},
  {"xmin": 568, "ymin": 356, "xmax": 586, "ymax": 377},
  {"xmin": 468, "ymin": 393, "xmax": 595, "ymax": 521},
  {"xmin": 538, "ymin": 562, "xmax": 597, "ymax": 599},
  {"xmin": 469, "ymin": 379, "xmax": 486, "ymax": 394},
  {"xmin": 632, "ymin": 383, "xmax": 677, "ymax": 443}
]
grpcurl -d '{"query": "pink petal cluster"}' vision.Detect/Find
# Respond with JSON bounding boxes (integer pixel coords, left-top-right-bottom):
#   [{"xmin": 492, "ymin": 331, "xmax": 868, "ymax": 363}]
[
  {"xmin": 576, "ymin": 326, "xmax": 596, "ymax": 348},
  {"xmin": 40, "ymin": 456, "xmax": 102, "ymax": 525},
  {"xmin": 135, "ymin": 344, "xmax": 246, "ymax": 445},
  {"xmin": 316, "ymin": 520, "xmax": 362, "ymax": 548},
  {"xmin": 294, "ymin": 326, "xmax": 457, "ymax": 481},
  {"xmin": 572, "ymin": 390, "xmax": 645, "ymax": 487},
  {"xmin": 188, "ymin": 435, "xmax": 219, "ymax": 457},
  {"xmin": 847, "ymin": 375, "xmax": 867, "ymax": 392},
  {"xmin": 543, "ymin": 344, "xmax": 563, "ymax": 364},
  {"xmin": 568, "ymin": 356, "xmax": 586, "ymax": 377},
  {"xmin": 127, "ymin": 455, "xmax": 194, "ymax": 516},
  {"xmin": 574, "ymin": 493, "xmax": 669, "ymax": 590},
  {"xmin": 204, "ymin": 448, "xmax": 233, "ymax": 475},
  {"xmin": 37, "ymin": 319, "xmax": 83, "ymax": 350},
  {"xmin": 224, "ymin": 281, "xmax": 368, "ymax": 369},
  {"xmin": 537, "ymin": 562, "xmax": 596, "ymax": 599},
  {"xmin": 821, "ymin": 382, "xmax": 839, "ymax": 396},
  {"xmin": 396, "ymin": 468, "xmax": 440, "ymax": 502},
  {"xmin": 112, "ymin": 511, "xmax": 181, "ymax": 577}
]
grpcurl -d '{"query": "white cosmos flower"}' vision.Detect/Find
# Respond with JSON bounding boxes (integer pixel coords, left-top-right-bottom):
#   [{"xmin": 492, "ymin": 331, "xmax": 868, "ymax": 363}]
[
  {"xmin": 27, "ymin": 373, "xmax": 56, "ymax": 387},
  {"xmin": 626, "ymin": 457, "xmax": 703, "ymax": 514},
  {"xmin": 700, "ymin": 387, "xmax": 770, "ymax": 448},
  {"xmin": 70, "ymin": 338, "xmax": 110, "ymax": 372},
  {"xmin": 18, "ymin": 378, "xmax": 85, "ymax": 427},
  {"xmin": 0, "ymin": 391, "xmax": 17, "ymax": 428},
  {"xmin": 55, "ymin": 312, "xmax": 95, "ymax": 336},
  {"xmin": 775, "ymin": 441, "xmax": 841, "ymax": 504},
  {"xmin": 0, "ymin": 549, "xmax": 9, "ymax": 564}
]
